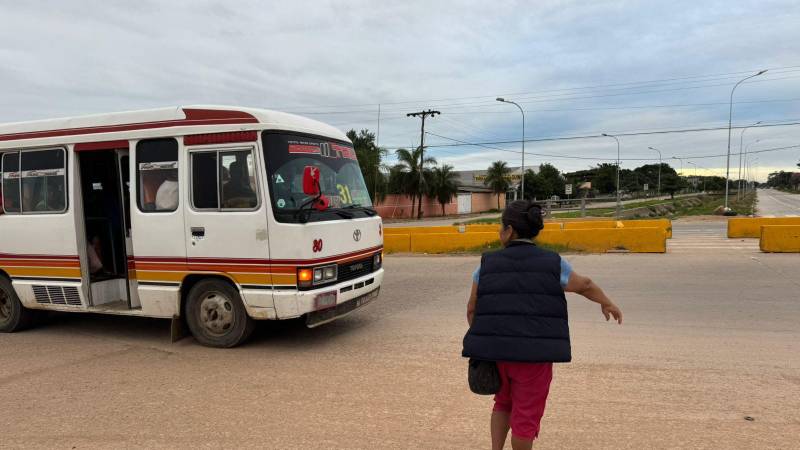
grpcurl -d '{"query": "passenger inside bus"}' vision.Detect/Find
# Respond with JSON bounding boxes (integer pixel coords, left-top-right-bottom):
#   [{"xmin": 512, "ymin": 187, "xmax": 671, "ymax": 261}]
[
  {"xmin": 155, "ymin": 174, "xmax": 179, "ymax": 211},
  {"xmin": 222, "ymin": 160, "xmax": 256, "ymax": 208},
  {"xmin": 87, "ymin": 235, "xmax": 105, "ymax": 275}
]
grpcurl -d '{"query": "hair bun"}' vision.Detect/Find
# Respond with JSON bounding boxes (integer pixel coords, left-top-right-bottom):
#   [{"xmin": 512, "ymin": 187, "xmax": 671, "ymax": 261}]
[{"xmin": 526, "ymin": 203, "xmax": 545, "ymax": 231}]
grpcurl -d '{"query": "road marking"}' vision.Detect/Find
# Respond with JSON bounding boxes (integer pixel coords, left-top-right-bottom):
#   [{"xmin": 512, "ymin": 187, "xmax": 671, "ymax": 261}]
[{"xmin": 669, "ymin": 225, "xmax": 760, "ymax": 253}]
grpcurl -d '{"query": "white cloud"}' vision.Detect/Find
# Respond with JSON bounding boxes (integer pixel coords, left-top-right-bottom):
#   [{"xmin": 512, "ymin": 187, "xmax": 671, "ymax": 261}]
[{"xmin": 0, "ymin": 0, "xmax": 798, "ymax": 178}]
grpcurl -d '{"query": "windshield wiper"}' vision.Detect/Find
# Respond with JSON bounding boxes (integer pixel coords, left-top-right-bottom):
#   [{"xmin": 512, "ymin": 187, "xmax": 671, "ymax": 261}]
[
  {"xmin": 294, "ymin": 204, "xmax": 354, "ymax": 223},
  {"xmin": 340, "ymin": 204, "xmax": 378, "ymax": 216}
]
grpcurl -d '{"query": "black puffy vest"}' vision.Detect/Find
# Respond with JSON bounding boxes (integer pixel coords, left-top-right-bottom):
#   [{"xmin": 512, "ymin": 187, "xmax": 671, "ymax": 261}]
[{"xmin": 462, "ymin": 240, "xmax": 572, "ymax": 363}]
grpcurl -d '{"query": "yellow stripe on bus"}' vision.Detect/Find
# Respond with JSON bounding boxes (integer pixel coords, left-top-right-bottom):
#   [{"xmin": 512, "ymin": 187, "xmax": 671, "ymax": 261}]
[{"xmin": 3, "ymin": 267, "xmax": 81, "ymax": 278}]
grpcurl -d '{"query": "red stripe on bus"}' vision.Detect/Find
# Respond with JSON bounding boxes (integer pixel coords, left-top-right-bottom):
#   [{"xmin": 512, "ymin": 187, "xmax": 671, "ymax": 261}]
[
  {"xmin": 74, "ymin": 140, "xmax": 130, "ymax": 152},
  {"xmin": 132, "ymin": 246, "xmax": 382, "ymax": 266},
  {"xmin": 0, "ymin": 253, "xmax": 79, "ymax": 261},
  {"xmin": 184, "ymin": 131, "xmax": 258, "ymax": 146},
  {"xmin": 0, "ymin": 108, "xmax": 258, "ymax": 142}
]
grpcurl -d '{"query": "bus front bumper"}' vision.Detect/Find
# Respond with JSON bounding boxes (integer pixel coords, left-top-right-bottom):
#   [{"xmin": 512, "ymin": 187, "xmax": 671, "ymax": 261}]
[{"xmin": 271, "ymin": 268, "xmax": 384, "ymax": 322}]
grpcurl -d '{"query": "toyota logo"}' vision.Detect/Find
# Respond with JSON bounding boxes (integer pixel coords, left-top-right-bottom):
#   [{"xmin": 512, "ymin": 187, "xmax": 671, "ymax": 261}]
[{"xmin": 353, "ymin": 229, "xmax": 362, "ymax": 242}]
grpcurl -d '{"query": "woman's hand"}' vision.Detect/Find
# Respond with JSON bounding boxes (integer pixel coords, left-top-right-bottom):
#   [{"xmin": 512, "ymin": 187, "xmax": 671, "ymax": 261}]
[{"xmin": 601, "ymin": 302, "xmax": 623, "ymax": 324}]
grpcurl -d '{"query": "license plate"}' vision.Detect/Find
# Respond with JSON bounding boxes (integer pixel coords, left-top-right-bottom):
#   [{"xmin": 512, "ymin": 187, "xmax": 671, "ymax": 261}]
[{"xmin": 355, "ymin": 288, "xmax": 379, "ymax": 308}]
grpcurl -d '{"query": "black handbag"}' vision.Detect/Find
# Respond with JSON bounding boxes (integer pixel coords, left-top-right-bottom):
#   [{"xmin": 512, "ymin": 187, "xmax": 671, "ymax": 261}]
[{"xmin": 468, "ymin": 358, "xmax": 501, "ymax": 395}]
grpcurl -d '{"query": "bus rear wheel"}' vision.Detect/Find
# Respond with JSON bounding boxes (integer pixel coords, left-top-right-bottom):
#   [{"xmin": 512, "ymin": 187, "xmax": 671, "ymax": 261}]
[
  {"xmin": 185, "ymin": 279, "xmax": 255, "ymax": 348},
  {"xmin": 0, "ymin": 276, "xmax": 37, "ymax": 332}
]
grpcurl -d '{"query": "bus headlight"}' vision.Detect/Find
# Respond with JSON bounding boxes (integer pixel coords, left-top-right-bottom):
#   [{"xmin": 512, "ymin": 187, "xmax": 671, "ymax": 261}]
[
  {"xmin": 300, "ymin": 264, "xmax": 338, "ymax": 288},
  {"xmin": 374, "ymin": 252, "xmax": 382, "ymax": 269}
]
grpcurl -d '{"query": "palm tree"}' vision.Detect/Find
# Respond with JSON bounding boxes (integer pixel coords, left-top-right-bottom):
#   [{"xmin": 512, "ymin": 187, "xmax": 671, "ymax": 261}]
[
  {"xmin": 347, "ymin": 129, "xmax": 388, "ymax": 202},
  {"xmin": 484, "ymin": 161, "xmax": 511, "ymax": 209},
  {"xmin": 393, "ymin": 147, "xmax": 436, "ymax": 219},
  {"xmin": 428, "ymin": 165, "xmax": 460, "ymax": 216}
]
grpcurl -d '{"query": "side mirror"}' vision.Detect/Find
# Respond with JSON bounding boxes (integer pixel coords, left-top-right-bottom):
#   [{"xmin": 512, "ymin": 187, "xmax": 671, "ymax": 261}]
[{"xmin": 302, "ymin": 166, "xmax": 320, "ymax": 196}]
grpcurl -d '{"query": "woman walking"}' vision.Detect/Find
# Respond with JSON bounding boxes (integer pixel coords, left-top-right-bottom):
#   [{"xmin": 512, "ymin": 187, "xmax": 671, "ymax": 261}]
[{"xmin": 463, "ymin": 200, "xmax": 623, "ymax": 450}]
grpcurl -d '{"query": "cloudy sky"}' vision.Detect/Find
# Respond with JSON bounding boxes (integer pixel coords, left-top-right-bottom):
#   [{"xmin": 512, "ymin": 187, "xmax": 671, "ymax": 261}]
[{"xmin": 2, "ymin": 0, "xmax": 799, "ymax": 180}]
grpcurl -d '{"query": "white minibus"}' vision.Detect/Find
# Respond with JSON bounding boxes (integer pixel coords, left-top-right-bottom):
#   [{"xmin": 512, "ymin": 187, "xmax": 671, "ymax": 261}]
[{"xmin": 0, "ymin": 106, "xmax": 383, "ymax": 347}]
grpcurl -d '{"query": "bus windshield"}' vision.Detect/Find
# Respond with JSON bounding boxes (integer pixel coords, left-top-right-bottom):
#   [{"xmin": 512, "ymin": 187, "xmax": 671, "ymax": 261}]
[{"xmin": 263, "ymin": 132, "xmax": 372, "ymax": 223}]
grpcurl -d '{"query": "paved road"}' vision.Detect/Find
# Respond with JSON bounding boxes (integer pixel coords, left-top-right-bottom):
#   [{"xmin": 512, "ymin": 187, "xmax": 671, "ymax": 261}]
[
  {"xmin": 757, "ymin": 188, "xmax": 800, "ymax": 216},
  {"xmin": 2, "ymin": 228, "xmax": 798, "ymax": 448},
  {"xmin": 669, "ymin": 219, "xmax": 759, "ymax": 253}
]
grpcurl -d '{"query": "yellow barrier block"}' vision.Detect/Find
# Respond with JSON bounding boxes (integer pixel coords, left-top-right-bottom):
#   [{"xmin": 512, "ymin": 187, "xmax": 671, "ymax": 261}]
[
  {"xmin": 410, "ymin": 232, "xmax": 499, "ymax": 253},
  {"xmin": 383, "ymin": 234, "xmax": 411, "ymax": 253},
  {"xmin": 560, "ymin": 219, "xmax": 672, "ymax": 238},
  {"xmin": 760, "ymin": 225, "xmax": 800, "ymax": 252},
  {"xmin": 536, "ymin": 227, "xmax": 666, "ymax": 253},
  {"xmin": 563, "ymin": 221, "xmax": 617, "ymax": 230},
  {"xmin": 618, "ymin": 219, "xmax": 673, "ymax": 239},
  {"xmin": 728, "ymin": 217, "xmax": 800, "ymax": 238},
  {"xmin": 384, "ymin": 226, "xmax": 461, "ymax": 235}
]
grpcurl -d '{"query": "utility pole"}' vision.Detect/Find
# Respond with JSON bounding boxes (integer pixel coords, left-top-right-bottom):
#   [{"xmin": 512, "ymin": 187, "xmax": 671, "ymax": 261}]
[
  {"xmin": 407, "ymin": 109, "xmax": 440, "ymax": 219},
  {"xmin": 375, "ymin": 104, "xmax": 381, "ymax": 203}
]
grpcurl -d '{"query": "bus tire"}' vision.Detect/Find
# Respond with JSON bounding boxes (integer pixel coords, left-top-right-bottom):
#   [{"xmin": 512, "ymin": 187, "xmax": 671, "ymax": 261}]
[
  {"xmin": 0, "ymin": 276, "xmax": 37, "ymax": 332},
  {"xmin": 185, "ymin": 279, "xmax": 255, "ymax": 348}
]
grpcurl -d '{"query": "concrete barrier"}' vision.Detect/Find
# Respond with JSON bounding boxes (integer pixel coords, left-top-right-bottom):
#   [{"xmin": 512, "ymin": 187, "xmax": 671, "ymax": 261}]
[
  {"xmin": 728, "ymin": 217, "xmax": 800, "ymax": 238},
  {"xmin": 384, "ymin": 222, "xmax": 668, "ymax": 253},
  {"xmin": 618, "ymin": 218, "xmax": 673, "ymax": 239},
  {"xmin": 760, "ymin": 225, "xmax": 800, "ymax": 252},
  {"xmin": 384, "ymin": 222, "xmax": 561, "ymax": 235},
  {"xmin": 536, "ymin": 227, "xmax": 666, "ymax": 253},
  {"xmin": 563, "ymin": 221, "xmax": 618, "ymax": 230},
  {"xmin": 560, "ymin": 218, "xmax": 672, "ymax": 238},
  {"xmin": 409, "ymin": 232, "xmax": 498, "ymax": 253},
  {"xmin": 383, "ymin": 234, "xmax": 411, "ymax": 253}
]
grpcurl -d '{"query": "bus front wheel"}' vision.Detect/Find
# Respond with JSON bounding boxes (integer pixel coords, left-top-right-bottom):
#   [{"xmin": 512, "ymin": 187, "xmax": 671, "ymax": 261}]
[
  {"xmin": 0, "ymin": 276, "xmax": 37, "ymax": 332},
  {"xmin": 185, "ymin": 279, "xmax": 255, "ymax": 348}
]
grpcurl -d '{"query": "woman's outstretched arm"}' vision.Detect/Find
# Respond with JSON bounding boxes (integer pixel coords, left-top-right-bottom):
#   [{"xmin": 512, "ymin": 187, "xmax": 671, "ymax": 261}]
[
  {"xmin": 564, "ymin": 271, "xmax": 623, "ymax": 324},
  {"xmin": 467, "ymin": 282, "xmax": 478, "ymax": 326}
]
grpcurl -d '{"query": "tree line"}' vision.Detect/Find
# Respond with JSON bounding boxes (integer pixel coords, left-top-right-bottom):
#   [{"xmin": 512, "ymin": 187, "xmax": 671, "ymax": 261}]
[
  {"xmin": 348, "ymin": 129, "xmax": 459, "ymax": 218},
  {"xmin": 348, "ymin": 127, "xmax": 770, "ymax": 219},
  {"xmin": 765, "ymin": 162, "xmax": 800, "ymax": 191}
]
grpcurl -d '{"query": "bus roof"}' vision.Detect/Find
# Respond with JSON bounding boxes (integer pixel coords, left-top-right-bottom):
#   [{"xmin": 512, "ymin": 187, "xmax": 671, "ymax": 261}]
[{"xmin": 0, "ymin": 105, "xmax": 350, "ymax": 145}]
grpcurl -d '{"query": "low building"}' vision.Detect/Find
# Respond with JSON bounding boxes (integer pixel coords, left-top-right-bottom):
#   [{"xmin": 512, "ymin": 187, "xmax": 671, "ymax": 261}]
[{"xmin": 373, "ymin": 166, "xmax": 539, "ymax": 219}]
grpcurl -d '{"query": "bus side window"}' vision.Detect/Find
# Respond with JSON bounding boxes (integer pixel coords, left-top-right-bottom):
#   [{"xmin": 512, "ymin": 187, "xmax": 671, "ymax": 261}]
[
  {"xmin": 20, "ymin": 149, "xmax": 67, "ymax": 213},
  {"xmin": 190, "ymin": 149, "xmax": 258, "ymax": 211},
  {"xmin": 136, "ymin": 139, "xmax": 178, "ymax": 213},
  {"xmin": 2, "ymin": 149, "xmax": 67, "ymax": 214},
  {"xmin": 220, "ymin": 151, "xmax": 257, "ymax": 209},
  {"xmin": 191, "ymin": 151, "xmax": 219, "ymax": 209},
  {"xmin": 2, "ymin": 151, "xmax": 21, "ymax": 214}
]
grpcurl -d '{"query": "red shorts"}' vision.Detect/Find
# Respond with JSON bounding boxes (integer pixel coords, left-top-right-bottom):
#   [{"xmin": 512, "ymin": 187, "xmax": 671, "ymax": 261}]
[{"xmin": 492, "ymin": 361, "xmax": 553, "ymax": 440}]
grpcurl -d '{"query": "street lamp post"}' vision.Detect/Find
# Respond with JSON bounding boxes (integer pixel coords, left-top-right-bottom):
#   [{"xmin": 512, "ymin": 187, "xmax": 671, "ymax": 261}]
[
  {"xmin": 648, "ymin": 146, "xmax": 662, "ymax": 197},
  {"xmin": 497, "ymin": 98, "xmax": 525, "ymax": 199},
  {"xmin": 743, "ymin": 139, "xmax": 761, "ymax": 194},
  {"xmin": 725, "ymin": 70, "xmax": 767, "ymax": 211},
  {"xmin": 602, "ymin": 133, "xmax": 621, "ymax": 217},
  {"xmin": 672, "ymin": 156, "xmax": 684, "ymax": 194},
  {"xmin": 687, "ymin": 161, "xmax": 698, "ymax": 192},
  {"xmin": 737, "ymin": 121, "xmax": 761, "ymax": 199}
]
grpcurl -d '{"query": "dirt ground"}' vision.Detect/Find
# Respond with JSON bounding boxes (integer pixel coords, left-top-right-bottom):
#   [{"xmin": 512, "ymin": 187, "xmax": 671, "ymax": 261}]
[{"xmin": 2, "ymin": 248, "xmax": 799, "ymax": 449}]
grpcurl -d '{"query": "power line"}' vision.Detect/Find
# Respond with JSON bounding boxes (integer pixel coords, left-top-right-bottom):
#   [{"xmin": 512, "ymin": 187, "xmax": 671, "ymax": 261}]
[
  {"xmin": 403, "ymin": 121, "xmax": 800, "ymax": 150},
  {"xmin": 274, "ymin": 64, "xmax": 800, "ymax": 111},
  {"xmin": 412, "ymin": 127, "xmax": 800, "ymax": 162}
]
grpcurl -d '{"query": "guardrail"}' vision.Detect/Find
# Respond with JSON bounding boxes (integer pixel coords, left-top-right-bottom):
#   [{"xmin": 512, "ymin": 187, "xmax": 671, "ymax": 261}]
[
  {"xmin": 759, "ymin": 225, "xmax": 800, "ymax": 252},
  {"xmin": 727, "ymin": 217, "xmax": 800, "ymax": 238}
]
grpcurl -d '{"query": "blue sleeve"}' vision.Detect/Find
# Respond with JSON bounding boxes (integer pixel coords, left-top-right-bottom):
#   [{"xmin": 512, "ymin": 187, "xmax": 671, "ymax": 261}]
[
  {"xmin": 560, "ymin": 258, "xmax": 573, "ymax": 288},
  {"xmin": 472, "ymin": 265, "xmax": 480, "ymax": 284}
]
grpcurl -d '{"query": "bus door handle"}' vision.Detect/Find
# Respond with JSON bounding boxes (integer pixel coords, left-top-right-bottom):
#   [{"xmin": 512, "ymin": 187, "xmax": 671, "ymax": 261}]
[{"xmin": 191, "ymin": 227, "xmax": 205, "ymax": 238}]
